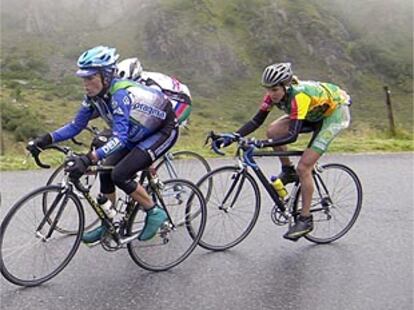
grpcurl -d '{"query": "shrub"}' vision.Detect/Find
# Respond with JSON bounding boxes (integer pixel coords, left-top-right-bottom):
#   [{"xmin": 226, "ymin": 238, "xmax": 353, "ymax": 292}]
[{"xmin": 0, "ymin": 101, "xmax": 45, "ymax": 141}]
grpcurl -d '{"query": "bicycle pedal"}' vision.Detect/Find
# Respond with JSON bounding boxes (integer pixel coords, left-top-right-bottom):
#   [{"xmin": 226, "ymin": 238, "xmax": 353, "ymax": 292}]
[
  {"xmin": 159, "ymin": 222, "xmax": 172, "ymax": 241},
  {"xmin": 82, "ymin": 240, "xmax": 101, "ymax": 248},
  {"xmin": 160, "ymin": 222, "xmax": 172, "ymax": 232}
]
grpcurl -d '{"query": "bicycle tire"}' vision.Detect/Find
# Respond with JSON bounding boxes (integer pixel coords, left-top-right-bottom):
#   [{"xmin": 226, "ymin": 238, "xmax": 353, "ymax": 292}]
[
  {"xmin": 292, "ymin": 163, "xmax": 363, "ymax": 244},
  {"xmin": 155, "ymin": 150, "xmax": 213, "ymax": 200},
  {"xmin": 126, "ymin": 179, "xmax": 206, "ymax": 271},
  {"xmin": 43, "ymin": 164, "xmax": 99, "ymax": 234},
  {"xmin": 0, "ymin": 185, "xmax": 84, "ymax": 286},
  {"xmin": 196, "ymin": 166, "xmax": 261, "ymax": 251}
]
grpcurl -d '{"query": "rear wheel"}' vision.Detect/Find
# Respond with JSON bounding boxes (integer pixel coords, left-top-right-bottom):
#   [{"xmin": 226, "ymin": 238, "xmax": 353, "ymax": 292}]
[
  {"xmin": 127, "ymin": 179, "xmax": 206, "ymax": 271},
  {"xmin": 293, "ymin": 163, "xmax": 363, "ymax": 244}
]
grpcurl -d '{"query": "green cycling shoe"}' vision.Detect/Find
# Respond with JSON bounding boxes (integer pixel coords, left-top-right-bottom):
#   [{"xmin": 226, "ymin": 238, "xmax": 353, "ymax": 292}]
[
  {"xmin": 138, "ymin": 206, "xmax": 168, "ymax": 241},
  {"xmin": 82, "ymin": 225, "xmax": 106, "ymax": 245}
]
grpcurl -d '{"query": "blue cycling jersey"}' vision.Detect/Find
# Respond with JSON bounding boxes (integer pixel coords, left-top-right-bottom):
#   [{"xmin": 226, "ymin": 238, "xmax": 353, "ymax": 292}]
[{"xmin": 51, "ymin": 79, "xmax": 175, "ymax": 160}]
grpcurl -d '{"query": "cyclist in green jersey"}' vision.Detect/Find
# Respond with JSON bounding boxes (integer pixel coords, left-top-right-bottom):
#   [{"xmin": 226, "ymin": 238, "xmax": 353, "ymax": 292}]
[{"xmin": 214, "ymin": 63, "xmax": 352, "ymax": 241}]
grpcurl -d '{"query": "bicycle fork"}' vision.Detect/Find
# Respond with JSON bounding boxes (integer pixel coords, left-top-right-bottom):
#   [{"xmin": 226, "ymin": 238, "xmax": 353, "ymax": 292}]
[
  {"xmin": 219, "ymin": 169, "xmax": 246, "ymax": 212},
  {"xmin": 36, "ymin": 187, "xmax": 71, "ymax": 241}
]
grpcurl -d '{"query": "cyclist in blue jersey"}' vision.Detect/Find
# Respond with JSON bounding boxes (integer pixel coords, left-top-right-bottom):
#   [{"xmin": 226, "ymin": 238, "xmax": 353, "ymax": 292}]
[{"xmin": 27, "ymin": 46, "xmax": 179, "ymax": 245}]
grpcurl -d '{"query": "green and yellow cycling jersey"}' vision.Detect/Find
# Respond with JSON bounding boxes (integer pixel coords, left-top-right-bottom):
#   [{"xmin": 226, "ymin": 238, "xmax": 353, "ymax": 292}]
[
  {"xmin": 240, "ymin": 79, "xmax": 352, "ymax": 153},
  {"xmin": 276, "ymin": 81, "xmax": 351, "ymax": 122}
]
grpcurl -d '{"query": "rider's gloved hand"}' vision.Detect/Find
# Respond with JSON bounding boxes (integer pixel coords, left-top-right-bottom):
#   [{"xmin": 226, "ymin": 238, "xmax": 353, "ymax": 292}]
[
  {"xmin": 212, "ymin": 133, "xmax": 239, "ymax": 149},
  {"xmin": 246, "ymin": 138, "xmax": 266, "ymax": 149},
  {"xmin": 26, "ymin": 133, "xmax": 53, "ymax": 156},
  {"xmin": 252, "ymin": 139, "xmax": 265, "ymax": 148},
  {"xmin": 64, "ymin": 154, "xmax": 93, "ymax": 179}
]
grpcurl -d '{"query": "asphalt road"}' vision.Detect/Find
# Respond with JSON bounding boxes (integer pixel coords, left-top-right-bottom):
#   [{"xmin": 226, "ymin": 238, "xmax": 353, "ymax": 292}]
[{"xmin": 0, "ymin": 153, "xmax": 413, "ymax": 310}]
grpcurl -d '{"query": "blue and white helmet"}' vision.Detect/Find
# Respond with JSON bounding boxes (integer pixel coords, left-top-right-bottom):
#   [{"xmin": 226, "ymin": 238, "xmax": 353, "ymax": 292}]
[{"xmin": 76, "ymin": 46, "xmax": 119, "ymax": 79}]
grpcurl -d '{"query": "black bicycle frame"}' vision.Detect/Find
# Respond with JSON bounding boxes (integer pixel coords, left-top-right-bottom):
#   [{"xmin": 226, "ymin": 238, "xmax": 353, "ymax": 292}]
[{"xmin": 242, "ymin": 150, "xmax": 304, "ymax": 212}]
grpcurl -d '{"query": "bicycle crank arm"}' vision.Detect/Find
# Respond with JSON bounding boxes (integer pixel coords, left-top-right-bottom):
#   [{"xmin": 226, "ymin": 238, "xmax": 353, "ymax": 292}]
[{"xmin": 118, "ymin": 233, "xmax": 140, "ymax": 245}]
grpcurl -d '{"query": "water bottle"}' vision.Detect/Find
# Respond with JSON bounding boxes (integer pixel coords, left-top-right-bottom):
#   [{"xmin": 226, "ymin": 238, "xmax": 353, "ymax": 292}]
[
  {"xmin": 97, "ymin": 194, "xmax": 117, "ymax": 219},
  {"xmin": 270, "ymin": 176, "xmax": 288, "ymax": 199}
]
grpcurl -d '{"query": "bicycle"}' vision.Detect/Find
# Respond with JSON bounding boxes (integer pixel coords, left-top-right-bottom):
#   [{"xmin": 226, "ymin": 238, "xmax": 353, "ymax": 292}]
[
  {"xmin": 0, "ymin": 145, "xmax": 207, "ymax": 287},
  {"xmin": 196, "ymin": 131, "xmax": 363, "ymax": 251},
  {"xmin": 43, "ymin": 126, "xmax": 212, "ymax": 234}
]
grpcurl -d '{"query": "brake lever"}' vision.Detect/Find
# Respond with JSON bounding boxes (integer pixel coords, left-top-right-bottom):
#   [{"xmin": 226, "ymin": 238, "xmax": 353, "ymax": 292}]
[
  {"xmin": 206, "ymin": 131, "xmax": 226, "ymax": 156},
  {"xmin": 211, "ymin": 141, "xmax": 225, "ymax": 156}
]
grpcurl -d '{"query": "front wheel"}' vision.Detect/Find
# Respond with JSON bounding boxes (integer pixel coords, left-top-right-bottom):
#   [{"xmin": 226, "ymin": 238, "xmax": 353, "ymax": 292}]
[
  {"xmin": 0, "ymin": 185, "xmax": 84, "ymax": 286},
  {"xmin": 196, "ymin": 166, "xmax": 261, "ymax": 251},
  {"xmin": 293, "ymin": 163, "xmax": 363, "ymax": 244},
  {"xmin": 127, "ymin": 179, "xmax": 206, "ymax": 271}
]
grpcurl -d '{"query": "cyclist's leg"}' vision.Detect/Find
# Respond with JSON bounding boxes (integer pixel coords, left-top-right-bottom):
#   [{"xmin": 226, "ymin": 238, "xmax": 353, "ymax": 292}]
[
  {"xmin": 266, "ymin": 115, "xmax": 292, "ymax": 166},
  {"xmin": 284, "ymin": 105, "xmax": 351, "ymax": 240},
  {"xmin": 110, "ymin": 148, "xmax": 165, "ymax": 242},
  {"xmin": 122, "ymin": 128, "xmax": 179, "ymax": 207},
  {"xmin": 99, "ymin": 148, "xmax": 130, "ymax": 204},
  {"xmin": 116, "ymin": 126, "xmax": 179, "ymax": 241},
  {"xmin": 309, "ymin": 104, "xmax": 351, "ymax": 155},
  {"xmin": 266, "ymin": 115, "xmax": 299, "ymax": 184},
  {"xmin": 283, "ymin": 149, "xmax": 319, "ymax": 240},
  {"xmin": 300, "ymin": 105, "xmax": 351, "ymax": 213},
  {"xmin": 82, "ymin": 148, "xmax": 130, "ymax": 245},
  {"xmin": 297, "ymin": 149, "xmax": 321, "ymax": 216},
  {"xmin": 115, "ymin": 150, "xmax": 152, "ymax": 202}
]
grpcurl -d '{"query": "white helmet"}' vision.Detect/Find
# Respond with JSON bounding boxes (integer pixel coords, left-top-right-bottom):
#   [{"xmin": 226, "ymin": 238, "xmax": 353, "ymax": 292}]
[
  {"xmin": 116, "ymin": 57, "xmax": 143, "ymax": 80},
  {"xmin": 261, "ymin": 62, "xmax": 293, "ymax": 88}
]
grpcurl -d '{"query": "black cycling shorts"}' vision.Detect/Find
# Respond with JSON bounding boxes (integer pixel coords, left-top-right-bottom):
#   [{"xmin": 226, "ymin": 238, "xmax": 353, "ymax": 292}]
[{"xmin": 99, "ymin": 126, "xmax": 179, "ymax": 195}]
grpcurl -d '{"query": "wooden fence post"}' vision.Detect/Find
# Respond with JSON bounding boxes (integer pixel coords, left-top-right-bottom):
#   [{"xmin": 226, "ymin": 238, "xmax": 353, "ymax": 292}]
[{"xmin": 383, "ymin": 86, "xmax": 396, "ymax": 136}]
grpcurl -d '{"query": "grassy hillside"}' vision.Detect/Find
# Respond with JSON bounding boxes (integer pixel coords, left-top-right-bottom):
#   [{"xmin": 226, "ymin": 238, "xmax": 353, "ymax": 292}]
[{"xmin": 1, "ymin": 0, "xmax": 413, "ymax": 166}]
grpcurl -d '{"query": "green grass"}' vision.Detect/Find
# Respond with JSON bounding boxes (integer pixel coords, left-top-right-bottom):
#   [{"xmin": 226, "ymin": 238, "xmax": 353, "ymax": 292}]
[
  {"xmin": 1, "ymin": 119, "xmax": 412, "ymax": 171},
  {"xmin": 1, "ymin": 80, "xmax": 413, "ymax": 171}
]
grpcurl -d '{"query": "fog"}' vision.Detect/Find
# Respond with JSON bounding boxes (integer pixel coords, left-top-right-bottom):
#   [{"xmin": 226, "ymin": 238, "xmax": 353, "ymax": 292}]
[
  {"xmin": 2, "ymin": 0, "xmax": 412, "ymax": 37},
  {"xmin": 1, "ymin": 0, "xmax": 412, "ymax": 96}
]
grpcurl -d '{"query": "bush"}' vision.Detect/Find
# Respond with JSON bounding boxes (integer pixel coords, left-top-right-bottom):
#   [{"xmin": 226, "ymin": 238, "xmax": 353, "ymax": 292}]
[
  {"xmin": 2, "ymin": 53, "xmax": 49, "ymax": 81},
  {"xmin": 26, "ymin": 58, "xmax": 49, "ymax": 74},
  {"xmin": 1, "ymin": 101, "xmax": 45, "ymax": 141},
  {"xmin": 14, "ymin": 121, "xmax": 44, "ymax": 141}
]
